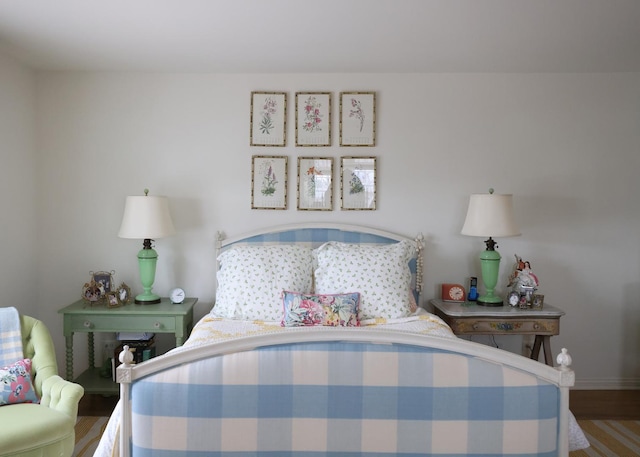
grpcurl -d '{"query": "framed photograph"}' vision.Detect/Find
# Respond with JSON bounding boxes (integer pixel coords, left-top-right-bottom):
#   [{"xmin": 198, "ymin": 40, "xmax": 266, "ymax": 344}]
[
  {"xmin": 297, "ymin": 157, "xmax": 333, "ymax": 211},
  {"xmin": 116, "ymin": 282, "xmax": 132, "ymax": 305},
  {"xmin": 340, "ymin": 157, "xmax": 376, "ymax": 210},
  {"xmin": 250, "ymin": 92, "xmax": 287, "ymax": 146},
  {"xmin": 531, "ymin": 293, "xmax": 545, "ymax": 309},
  {"xmin": 251, "ymin": 155, "xmax": 288, "ymax": 209},
  {"xmin": 91, "ymin": 270, "xmax": 114, "ymax": 297},
  {"xmin": 339, "ymin": 91, "xmax": 376, "ymax": 146},
  {"xmin": 295, "ymin": 92, "xmax": 331, "ymax": 146},
  {"xmin": 106, "ymin": 291, "xmax": 121, "ymax": 308}
]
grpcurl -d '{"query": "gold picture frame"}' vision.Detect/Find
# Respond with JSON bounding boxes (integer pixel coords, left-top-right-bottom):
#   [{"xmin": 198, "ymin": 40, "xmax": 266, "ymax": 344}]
[
  {"xmin": 297, "ymin": 157, "xmax": 333, "ymax": 211},
  {"xmin": 340, "ymin": 156, "xmax": 376, "ymax": 210},
  {"xmin": 250, "ymin": 92, "xmax": 287, "ymax": 146},
  {"xmin": 251, "ymin": 155, "xmax": 288, "ymax": 210},
  {"xmin": 339, "ymin": 91, "xmax": 376, "ymax": 146},
  {"xmin": 295, "ymin": 92, "xmax": 331, "ymax": 146}
]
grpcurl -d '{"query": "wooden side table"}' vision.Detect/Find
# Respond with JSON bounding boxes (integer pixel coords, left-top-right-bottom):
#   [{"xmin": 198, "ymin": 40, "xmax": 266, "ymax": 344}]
[
  {"xmin": 430, "ymin": 298, "xmax": 564, "ymax": 366},
  {"xmin": 58, "ymin": 297, "xmax": 197, "ymax": 395}
]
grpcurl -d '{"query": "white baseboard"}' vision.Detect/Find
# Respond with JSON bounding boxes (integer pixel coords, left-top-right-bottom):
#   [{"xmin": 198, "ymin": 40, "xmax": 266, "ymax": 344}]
[{"xmin": 573, "ymin": 378, "xmax": 640, "ymax": 390}]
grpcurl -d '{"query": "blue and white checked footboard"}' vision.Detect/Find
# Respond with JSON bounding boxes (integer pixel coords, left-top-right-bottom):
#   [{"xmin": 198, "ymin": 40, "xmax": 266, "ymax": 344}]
[{"xmin": 120, "ymin": 331, "xmax": 571, "ymax": 457}]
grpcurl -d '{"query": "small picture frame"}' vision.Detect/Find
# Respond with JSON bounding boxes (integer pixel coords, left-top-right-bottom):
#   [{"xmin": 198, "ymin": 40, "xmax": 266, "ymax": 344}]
[
  {"xmin": 116, "ymin": 282, "xmax": 132, "ymax": 305},
  {"xmin": 531, "ymin": 293, "xmax": 545, "ymax": 309},
  {"xmin": 340, "ymin": 156, "xmax": 376, "ymax": 210},
  {"xmin": 250, "ymin": 92, "xmax": 287, "ymax": 146},
  {"xmin": 106, "ymin": 291, "xmax": 121, "ymax": 308},
  {"xmin": 295, "ymin": 92, "xmax": 331, "ymax": 146},
  {"xmin": 339, "ymin": 91, "xmax": 376, "ymax": 146},
  {"xmin": 251, "ymin": 155, "xmax": 288, "ymax": 209},
  {"xmin": 297, "ymin": 157, "xmax": 333, "ymax": 211},
  {"xmin": 91, "ymin": 271, "xmax": 115, "ymax": 297}
]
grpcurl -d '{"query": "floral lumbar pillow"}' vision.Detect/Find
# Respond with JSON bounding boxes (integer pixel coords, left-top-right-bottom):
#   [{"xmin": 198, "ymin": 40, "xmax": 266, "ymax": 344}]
[
  {"xmin": 0, "ymin": 358, "xmax": 39, "ymax": 406},
  {"xmin": 281, "ymin": 291, "xmax": 360, "ymax": 327}
]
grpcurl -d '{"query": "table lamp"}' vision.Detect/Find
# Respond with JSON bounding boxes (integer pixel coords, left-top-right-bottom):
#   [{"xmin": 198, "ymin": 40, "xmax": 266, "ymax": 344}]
[
  {"xmin": 118, "ymin": 189, "xmax": 176, "ymax": 304},
  {"xmin": 461, "ymin": 188, "xmax": 520, "ymax": 306}
]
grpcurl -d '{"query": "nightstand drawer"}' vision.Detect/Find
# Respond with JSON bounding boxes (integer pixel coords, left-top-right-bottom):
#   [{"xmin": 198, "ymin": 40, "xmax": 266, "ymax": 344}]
[
  {"xmin": 69, "ymin": 314, "xmax": 177, "ymax": 333},
  {"xmin": 448, "ymin": 318, "xmax": 559, "ymax": 335}
]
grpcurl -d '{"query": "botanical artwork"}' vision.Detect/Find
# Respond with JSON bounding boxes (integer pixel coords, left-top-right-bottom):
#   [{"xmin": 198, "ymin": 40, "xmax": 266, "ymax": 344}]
[
  {"xmin": 250, "ymin": 92, "xmax": 286, "ymax": 146},
  {"xmin": 296, "ymin": 92, "xmax": 331, "ymax": 146},
  {"xmin": 259, "ymin": 96, "xmax": 278, "ymax": 135},
  {"xmin": 260, "ymin": 160, "xmax": 278, "ymax": 196},
  {"xmin": 349, "ymin": 98, "xmax": 365, "ymax": 132},
  {"xmin": 341, "ymin": 157, "xmax": 376, "ymax": 210},
  {"xmin": 340, "ymin": 92, "xmax": 375, "ymax": 146},
  {"xmin": 297, "ymin": 157, "xmax": 332, "ymax": 210},
  {"xmin": 252, "ymin": 155, "xmax": 287, "ymax": 209},
  {"xmin": 302, "ymin": 96, "xmax": 323, "ymax": 133}
]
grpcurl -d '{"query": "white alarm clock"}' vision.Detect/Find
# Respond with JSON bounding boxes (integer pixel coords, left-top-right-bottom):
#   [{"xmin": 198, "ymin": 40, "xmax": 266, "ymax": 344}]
[{"xmin": 169, "ymin": 287, "xmax": 186, "ymax": 304}]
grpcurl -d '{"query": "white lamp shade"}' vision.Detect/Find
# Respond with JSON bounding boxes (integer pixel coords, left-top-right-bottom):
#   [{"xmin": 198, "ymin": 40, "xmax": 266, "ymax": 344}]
[
  {"xmin": 461, "ymin": 193, "xmax": 521, "ymax": 238},
  {"xmin": 118, "ymin": 195, "xmax": 176, "ymax": 239}
]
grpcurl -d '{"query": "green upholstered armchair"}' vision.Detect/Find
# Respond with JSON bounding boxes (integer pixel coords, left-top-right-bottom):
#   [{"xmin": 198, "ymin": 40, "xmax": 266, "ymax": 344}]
[{"xmin": 0, "ymin": 315, "xmax": 84, "ymax": 457}]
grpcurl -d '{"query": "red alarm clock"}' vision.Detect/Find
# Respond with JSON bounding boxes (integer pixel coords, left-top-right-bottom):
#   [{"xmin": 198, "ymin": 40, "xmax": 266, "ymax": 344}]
[{"xmin": 442, "ymin": 283, "xmax": 466, "ymax": 302}]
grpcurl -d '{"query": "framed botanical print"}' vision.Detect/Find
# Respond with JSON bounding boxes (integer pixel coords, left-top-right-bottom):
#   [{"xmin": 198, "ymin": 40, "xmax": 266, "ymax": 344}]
[
  {"xmin": 339, "ymin": 91, "xmax": 376, "ymax": 146},
  {"xmin": 295, "ymin": 92, "xmax": 331, "ymax": 146},
  {"xmin": 297, "ymin": 157, "xmax": 333, "ymax": 211},
  {"xmin": 250, "ymin": 92, "xmax": 287, "ymax": 146},
  {"xmin": 251, "ymin": 155, "xmax": 288, "ymax": 209},
  {"xmin": 341, "ymin": 156, "xmax": 376, "ymax": 210}
]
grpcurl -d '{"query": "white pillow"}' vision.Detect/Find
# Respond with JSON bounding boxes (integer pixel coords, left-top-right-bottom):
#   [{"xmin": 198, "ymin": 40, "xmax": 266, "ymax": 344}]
[
  {"xmin": 214, "ymin": 245, "xmax": 313, "ymax": 321},
  {"xmin": 313, "ymin": 240, "xmax": 414, "ymax": 320}
]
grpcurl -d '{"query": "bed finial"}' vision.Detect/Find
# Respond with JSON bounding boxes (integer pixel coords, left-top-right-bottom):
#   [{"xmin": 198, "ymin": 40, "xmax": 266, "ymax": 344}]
[
  {"xmin": 119, "ymin": 345, "xmax": 134, "ymax": 366},
  {"xmin": 556, "ymin": 348, "xmax": 572, "ymax": 370}
]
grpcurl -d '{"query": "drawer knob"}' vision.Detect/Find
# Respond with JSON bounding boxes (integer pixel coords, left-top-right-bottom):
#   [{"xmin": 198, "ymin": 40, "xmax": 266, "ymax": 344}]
[
  {"xmin": 472, "ymin": 323, "xmax": 479, "ymax": 330},
  {"xmin": 533, "ymin": 323, "xmax": 540, "ymax": 330},
  {"xmin": 83, "ymin": 321, "xmax": 92, "ymax": 328},
  {"xmin": 154, "ymin": 322, "xmax": 161, "ymax": 329}
]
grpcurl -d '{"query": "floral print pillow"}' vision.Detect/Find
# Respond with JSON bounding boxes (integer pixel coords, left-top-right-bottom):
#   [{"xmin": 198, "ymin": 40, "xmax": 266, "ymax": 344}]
[
  {"xmin": 215, "ymin": 245, "xmax": 314, "ymax": 321},
  {"xmin": 281, "ymin": 291, "xmax": 360, "ymax": 327},
  {"xmin": 0, "ymin": 358, "xmax": 39, "ymax": 406},
  {"xmin": 314, "ymin": 241, "xmax": 414, "ymax": 320}
]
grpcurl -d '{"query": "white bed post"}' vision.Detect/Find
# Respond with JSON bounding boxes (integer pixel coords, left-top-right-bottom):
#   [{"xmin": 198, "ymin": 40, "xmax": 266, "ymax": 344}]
[
  {"xmin": 556, "ymin": 348, "xmax": 575, "ymax": 457},
  {"xmin": 117, "ymin": 345, "xmax": 135, "ymax": 457}
]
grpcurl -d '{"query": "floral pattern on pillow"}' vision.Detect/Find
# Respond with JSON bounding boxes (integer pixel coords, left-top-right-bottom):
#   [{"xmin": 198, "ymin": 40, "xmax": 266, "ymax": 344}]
[
  {"xmin": 281, "ymin": 291, "xmax": 360, "ymax": 327},
  {"xmin": 215, "ymin": 245, "xmax": 314, "ymax": 321},
  {"xmin": 314, "ymin": 240, "xmax": 414, "ymax": 320},
  {"xmin": 0, "ymin": 358, "xmax": 39, "ymax": 406}
]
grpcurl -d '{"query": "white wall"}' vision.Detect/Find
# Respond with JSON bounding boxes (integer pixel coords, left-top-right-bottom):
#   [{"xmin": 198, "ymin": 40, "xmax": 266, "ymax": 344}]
[
  {"xmin": 32, "ymin": 71, "xmax": 640, "ymax": 389},
  {"xmin": 0, "ymin": 52, "xmax": 37, "ymax": 315}
]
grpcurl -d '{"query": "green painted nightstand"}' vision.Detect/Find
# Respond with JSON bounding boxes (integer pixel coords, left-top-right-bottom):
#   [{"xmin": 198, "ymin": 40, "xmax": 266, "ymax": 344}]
[{"xmin": 58, "ymin": 297, "xmax": 197, "ymax": 395}]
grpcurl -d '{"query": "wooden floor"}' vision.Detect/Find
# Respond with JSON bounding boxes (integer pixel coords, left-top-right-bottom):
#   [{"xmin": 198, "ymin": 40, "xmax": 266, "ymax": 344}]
[{"xmin": 79, "ymin": 390, "xmax": 640, "ymax": 419}]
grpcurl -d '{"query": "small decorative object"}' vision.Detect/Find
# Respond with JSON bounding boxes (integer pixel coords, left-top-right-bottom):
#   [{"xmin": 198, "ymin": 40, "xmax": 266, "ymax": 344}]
[
  {"xmin": 467, "ymin": 277, "xmax": 478, "ymax": 301},
  {"xmin": 442, "ymin": 283, "xmax": 466, "ymax": 303},
  {"xmin": 531, "ymin": 293, "xmax": 545, "ymax": 309},
  {"xmin": 297, "ymin": 157, "xmax": 333, "ymax": 210},
  {"xmin": 82, "ymin": 270, "xmax": 115, "ymax": 305},
  {"xmin": 340, "ymin": 156, "xmax": 376, "ymax": 210},
  {"xmin": 518, "ymin": 295, "xmax": 529, "ymax": 309},
  {"xmin": 508, "ymin": 255, "xmax": 539, "ymax": 291},
  {"xmin": 460, "ymin": 189, "xmax": 521, "ymax": 306},
  {"xmin": 507, "ymin": 290, "xmax": 520, "ymax": 307},
  {"xmin": 116, "ymin": 283, "xmax": 132, "ymax": 305},
  {"xmin": 169, "ymin": 287, "xmax": 186, "ymax": 304},
  {"xmin": 118, "ymin": 189, "xmax": 176, "ymax": 304},
  {"xmin": 82, "ymin": 281, "xmax": 102, "ymax": 304},
  {"xmin": 250, "ymin": 92, "xmax": 287, "ymax": 146},
  {"xmin": 339, "ymin": 92, "xmax": 376, "ymax": 146},
  {"xmin": 251, "ymin": 155, "xmax": 288, "ymax": 209},
  {"xmin": 106, "ymin": 291, "xmax": 121, "ymax": 308},
  {"xmin": 295, "ymin": 92, "xmax": 331, "ymax": 146}
]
